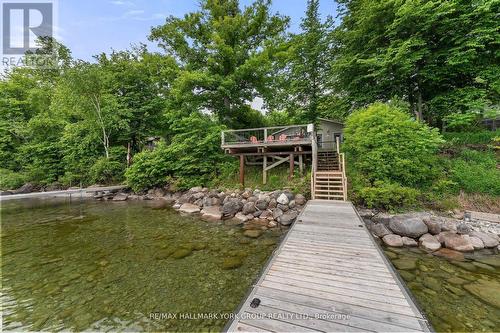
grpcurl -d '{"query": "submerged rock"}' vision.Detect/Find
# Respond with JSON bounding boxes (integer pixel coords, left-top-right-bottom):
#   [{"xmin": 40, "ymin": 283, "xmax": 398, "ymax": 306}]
[
  {"xmin": 463, "ymin": 279, "xmax": 500, "ymax": 308},
  {"xmin": 279, "ymin": 211, "xmax": 298, "ymax": 226},
  {"xmin": 443, "ymin": 233, "xmax": 474, "ymax": 252},
  {"xmin": 222, "ymin": 257, "xmax": 243, "ymax": 270},
  {"xmin": 178, "ymin": 203, "xmax": 201, "ymax": 214},
  {"xmin": 201, "ymin": 206, "xmax": 222, "ymax": 221},
  {"xmin": 112, "ymin": 193, "xmax": 128, "ymax": 201},
  {"xmin": 382, "ymin": 234, "xmax": 403, "ymax": 247},
  {"xmin": 392, "ymin": 258, "xmax": 417, "ymax": 270},
  {"xmin": 433, "ymin": 248, "xmax": 465, "ymax": 261},
  {"xmin": 171, "ymin": 248, "xmax": 192, "ymax": 259},
  {"xmin": 243, "ymin": 230, "xmax": 263, "ymax": 238}
]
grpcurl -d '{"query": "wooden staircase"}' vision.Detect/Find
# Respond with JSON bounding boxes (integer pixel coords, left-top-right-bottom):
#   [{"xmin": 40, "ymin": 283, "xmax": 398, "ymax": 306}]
[{"xmin": 311, "ymin": 141, "xmax": 347, "ymax": 201}]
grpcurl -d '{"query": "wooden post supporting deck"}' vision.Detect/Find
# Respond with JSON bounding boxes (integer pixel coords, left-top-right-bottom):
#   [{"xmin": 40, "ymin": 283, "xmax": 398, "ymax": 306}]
[
  {"xmin": 263, "ymin": 155, "xmax": 267, "ymax": 184},
  {"xmin": 289, "ymin": 153, "xmax": 294, "ymax": 180},
  {"xmin": 239, "ymin": 155, "xmax": 245, "ymax": 187}
]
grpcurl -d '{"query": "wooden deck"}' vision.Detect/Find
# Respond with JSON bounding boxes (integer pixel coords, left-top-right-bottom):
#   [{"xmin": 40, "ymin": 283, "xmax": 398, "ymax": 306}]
[{"xmin": 226, "ymin": 200, "xmax": 432, "ymax": 332}]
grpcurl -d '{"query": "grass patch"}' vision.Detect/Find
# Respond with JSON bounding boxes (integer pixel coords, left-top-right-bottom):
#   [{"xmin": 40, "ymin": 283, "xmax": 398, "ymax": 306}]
[{"xmin": 213, "ymin": 164, "xmax": 311, "ymax": 195}]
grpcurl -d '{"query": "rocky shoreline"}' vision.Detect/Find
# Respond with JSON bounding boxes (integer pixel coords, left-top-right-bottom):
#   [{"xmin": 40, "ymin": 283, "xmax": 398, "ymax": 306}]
[
  {"xmin": 360, "ymin": 210, "xmax": 500, "ymax": 259},
  {"xmin": 94, "ymin": 186, "xmax": 306, "ymax": 237}
]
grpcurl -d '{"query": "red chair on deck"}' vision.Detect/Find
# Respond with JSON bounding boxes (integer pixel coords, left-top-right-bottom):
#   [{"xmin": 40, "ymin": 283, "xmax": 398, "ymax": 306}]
[
  {"xmin": 250, "ymin": 136, "xmax": 259, "ymax": 144},
  {"xmin": 278, "ymin": 134, "xmax": 287, "ymax": 142}
]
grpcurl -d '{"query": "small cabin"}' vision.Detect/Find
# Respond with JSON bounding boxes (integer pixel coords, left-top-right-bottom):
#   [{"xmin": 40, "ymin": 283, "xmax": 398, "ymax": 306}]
[{"xmin": 221, "ymin": 119, "xmax": 345, "ymax": 195}]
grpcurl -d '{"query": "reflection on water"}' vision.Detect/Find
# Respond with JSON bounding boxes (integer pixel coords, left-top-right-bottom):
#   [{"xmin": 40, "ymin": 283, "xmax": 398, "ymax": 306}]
[
  {"xmin": 385, "ymin": 247, "xmax": 500, "ymax": 332},
  {"xmin": 1, "ymin": 198, "xmax": 283, "ymax": 332}
]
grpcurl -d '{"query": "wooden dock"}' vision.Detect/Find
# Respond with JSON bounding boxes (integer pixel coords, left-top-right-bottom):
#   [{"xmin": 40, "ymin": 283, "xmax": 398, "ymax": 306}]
[
  {"xmin": 0, "ymin": 185, "xmax": 127, "ymax": 201},
  {"xmin": 226, "ymin": 200, "xmax": 432, "ymax": 332}
]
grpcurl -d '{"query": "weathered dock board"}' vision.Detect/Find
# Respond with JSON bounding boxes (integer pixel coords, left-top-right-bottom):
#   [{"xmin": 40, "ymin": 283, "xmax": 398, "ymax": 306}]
[{"xmin": 226, "ymin": 200, "xmax": 431, "ymax": 332}]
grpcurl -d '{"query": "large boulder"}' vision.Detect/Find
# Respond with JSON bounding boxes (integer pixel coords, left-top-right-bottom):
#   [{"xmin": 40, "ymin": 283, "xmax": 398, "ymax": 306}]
[
  {"xmin": 372, "ymin": 212, "xmax": 393, "ymax": 225},
  {"xmin": 279, "ymin": 211, "xmax": 298, "ymax": 226},
  {"xmin": 295, "ymin": 194, "xmax": 306, "ymax": 205},
  {"xmin": 419, "ymin": 233, "xmax": 441, "ymax": 252},
  {"xmin": 112, "ymin": 193, "xmax": 129, "ymax": 201},
  {"xmin": 255, "ymin": 199, "xmax": 268, "ymax": 211},
  {"xmin": 272, "ymin": 208, "xmax": 283, "ymax": 219},
  {"xmin": 277, "ymin": 193, "xmax": 289, "ymax": 205},
  {"xmin": 222, "ymin": 200, "xmax": 243, "ymax": 218},
  {"xmin": 179, "ymin": 203, "xmax": 201, "ymax": 214},
  {"xmin": 423, "ymin": 217, "xmax": 441, "ymax": 235},
  {"xmin": 388, "ymin": 215, "xmax": 428, "ymax": 238},
  {"xmin": 242, "ymin": 202, "xmax": 256, "ymax": 215},
  {"xmin": 402, "ymin": 237, "xmax": 418, "ymax": 247},
  {"xmin": 469, "ymin": 231, "xmax": 499, "ymax": 248},
  {"xmin": 370, "ymin": 223, "xmax": 391, "ymax": 238},
  {"xmin": 13, "ymin": 183, "xmax": 36, "ymax": 194},
  {"xmin": 382, "ymin": 234, "xmax": 404, "ymax": 247},
  {"xmin": 201, "ymin": 206, "xmax": 222, "ymax": 221},
  {"xmin": 467, "ymin": 236, "xmax": 484, "ymax": 250},
  {"xmin": 440, "ymin": 233, "xmax": 474, "ymax": 252}
]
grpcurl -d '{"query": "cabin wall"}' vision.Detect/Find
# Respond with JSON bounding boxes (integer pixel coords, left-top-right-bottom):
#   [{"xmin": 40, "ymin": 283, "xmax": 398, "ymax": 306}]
[{"xmin": 317, "ymin": 121, "xmax": 344, "ymax": 151}]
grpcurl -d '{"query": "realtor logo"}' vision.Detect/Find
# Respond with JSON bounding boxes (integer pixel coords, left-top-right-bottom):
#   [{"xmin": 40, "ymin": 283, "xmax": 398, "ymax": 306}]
[{"xmin": 2, "ymin": 1, "xmax": 53, "ymax": 55}]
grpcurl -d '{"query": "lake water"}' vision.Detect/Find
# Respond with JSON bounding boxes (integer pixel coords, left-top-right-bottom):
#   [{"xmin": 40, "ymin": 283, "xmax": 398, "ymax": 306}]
[
  {"xmin": 1, "ymin": 198, "xmax": 283, "ymax": 332},
  {"xmin": 384, "ymin": 247, "xmax": 500, "ymax": 332}
]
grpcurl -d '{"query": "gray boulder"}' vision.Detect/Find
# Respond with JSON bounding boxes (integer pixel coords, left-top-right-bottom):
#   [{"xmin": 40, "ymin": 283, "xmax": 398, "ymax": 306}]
[
  {"xmin": 277, "ymin": 203, "xmax": 289, "ymax": 212},
  {"xmin": 112, "ymin": 193, "xmax": 129, "ymax": 201},
  {"xmin": 423, "ymin": 217, "xmax": 441, "ymax": 235},
  {"xmin": 388, "ymin": 215, "xmax": 428, "ymax": 238},
  {"xmin": 419, "ymin": 233, "xmax": 441, "ymax": 252},
  {"xmin": 470, "ymin": 231, "xmax": 499, "ymax": 248},
  {"xmin": 277, "ymin": 193, "xmax": 289, "ymax": 205},
  {"xmin": 273, "ymin": 208, "xmax": 283, "ymax": 219},
  {"xmin": 370, "ymin": 223, "xmax": 391, "ymax": 238},
  {"xmin": 467, "ymin": 236, "xmax": 484, "ymax": 250},
  {"xmin": 439, "ymin": 232, "xmax": 474, "ymax": 252},
  {"xmin": 255, "ymin": 199, "xmax": 268, "ymax": 211},
  {"xmin": 280, "ymin": 211, "xmax": 298, "ymax": 226},
  {"xmin": 402, "ymin": 237, "xmax": 418, "ymax": 247},
  {"xmin": 372, "ymin": 212, "xmax": 393, "ymax": 225},
  {"xmin": 222, "ymin": 200, "xmax": 243, "ymax": 218},
  {"xmin": 382, "ymin": 234, "xmax": 403, "ymax": 247},
  {"xmin": 179, "ymin": 203, "xmax": 201, "ymax": 214},
  {"xmin": 268, "ymin": 198, "xmax": 277, "ymax": 209},
  {"xmin": 242, "ymin": 202, "xmax": 256, "ymax": 215},
  {"xmin": 201, "ymin": 206, "xmax": 222, "ymax": 221},
  {"xmin": 295, "ymin": 194, "xmax": 306, "ymax": 205},
  {"xmin": 457, "ymin": 222, "xmax": 472, "ymax": 234}
]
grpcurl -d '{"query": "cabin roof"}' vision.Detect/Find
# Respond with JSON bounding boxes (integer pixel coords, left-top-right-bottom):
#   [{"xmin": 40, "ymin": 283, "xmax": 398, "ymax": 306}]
[{"xmin": 318, "ymin": 118, "xmax": 344, "ymax": 126}]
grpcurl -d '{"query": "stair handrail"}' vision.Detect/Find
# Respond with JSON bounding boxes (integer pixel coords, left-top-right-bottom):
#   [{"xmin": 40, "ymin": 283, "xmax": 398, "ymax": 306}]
[
  {"xmin": 336, "ymin": 137, "xmax": 347, "ymax": 201},
  {"xmin": 311, "ymin": 131, "xmax": 318, "ymax": 199}
]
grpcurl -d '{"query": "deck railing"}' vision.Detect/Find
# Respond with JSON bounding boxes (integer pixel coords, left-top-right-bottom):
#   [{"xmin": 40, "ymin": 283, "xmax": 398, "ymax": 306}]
[{"xmin": 221, "ymin": 124, "xmax": 313, "ymax": 146}]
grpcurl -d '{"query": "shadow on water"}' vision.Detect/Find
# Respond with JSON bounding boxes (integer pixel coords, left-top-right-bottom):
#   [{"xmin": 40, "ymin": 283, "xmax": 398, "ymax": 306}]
[
  {"xmin": 1, "ymin": 198, "xmax": 284, "ymax": 332},
  {"xmin": 384, "ymin": 246, "xmax": 500, "ymax": 332}
]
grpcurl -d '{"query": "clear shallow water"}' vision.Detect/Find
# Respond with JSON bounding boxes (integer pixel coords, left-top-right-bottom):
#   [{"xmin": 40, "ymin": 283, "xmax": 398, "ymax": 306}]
[
  {"xmin": 384, "ymin": 247, "xmax": 500, "ymax": 332},
  {"xmin": 1, "ymin": 198, "xmax": 283, "ymax": 332}
]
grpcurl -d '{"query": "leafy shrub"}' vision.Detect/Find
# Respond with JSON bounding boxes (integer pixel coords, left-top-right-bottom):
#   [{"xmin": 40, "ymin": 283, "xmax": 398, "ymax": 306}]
[
  {"xmin": 448, "ymin": 149, "xmax": 500, "ymax": 195},
  {"xmin": 0, "ymin": 169, "xmax": 26, "ymax": 190},
  {"xmin": 356, "ymin": 181, "xmax": 420, "ymax": 211},
  {"xmin": 443, "ymin": 130, "xmax": 500, "ymax": 145},
  {"xmin": 126, "ymin": 113, "xmax": 230, "ymax": 192},
  {"xmin": 89, "ymin": 158, "xmax": 125, "ymax": 185},
  {"xmin": 344, "ymin": 102, "xmax": 444, "ymax": 187},
  {"xmin": 443, "ymin": 112, "xmax": 479, "ymax": 132}
]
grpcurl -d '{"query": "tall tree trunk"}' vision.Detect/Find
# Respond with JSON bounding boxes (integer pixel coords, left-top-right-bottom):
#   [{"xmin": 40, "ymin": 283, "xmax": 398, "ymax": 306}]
[{"xmin": 91, "ymin": 94, "xmax": 110, "ymax": 159}]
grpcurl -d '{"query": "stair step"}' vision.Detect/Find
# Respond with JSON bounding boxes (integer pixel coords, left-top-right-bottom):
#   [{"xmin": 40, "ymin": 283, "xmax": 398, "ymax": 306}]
[{"xmin": 315, "ymin": 190, "xmax": 344, "ymax": 194}]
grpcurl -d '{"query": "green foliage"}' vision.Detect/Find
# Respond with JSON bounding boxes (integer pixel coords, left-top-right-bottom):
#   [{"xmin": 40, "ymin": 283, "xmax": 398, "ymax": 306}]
[
  {"xmin": 443, "ymin": 112, "xmax": 480, "ymax": 132},
  {"xmin": 149, "ymin": 0, "xmax": 288, "ymax": 128},
  {"xmin": 0, "ymin": 169, "xmax": 27, "ymax": 190},
  {"xmin": 332, "ymin": 0, "xmax": 500, "ymax": 126},
  {"xmin": 356, "ymin": 181, "xmax": 420, "ymax": 211},
  {"xmin": 89, "ymin": 158, "xmax": 125, "ymax": 185},
  {"xmin": 443, "ymin": 129, "xmax": 500, "ymax": 146},
  {"xmin": 126, "ymin": 113, "xmax": 229, "ymax": 191},
  {"xmin": 447, "ymin": 149, "xmax": 500, "ymax": 195},
  {"xmin": 344, "ymin": 103, "xmax": 444, "ymax": 187}
]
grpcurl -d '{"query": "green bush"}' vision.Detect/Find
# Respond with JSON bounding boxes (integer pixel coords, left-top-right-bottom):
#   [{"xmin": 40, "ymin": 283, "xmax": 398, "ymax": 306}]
[
  {"xmin": 356, "ymin": 181, "xmax": 420, "ymax": 211},
  {"xmin": 443, "ymin": 130, "xmax": 500, "ymax": 145},
  {"xmin": 344, "ymin": 102, "xmax": 444, "ymax": 187},
  {"xmin": 0, "ymin": 169, "xmax": 27, "ymax": 190},
  {"xmin": 89, "ymin": 158, "xmax": 125, "ymax": 185},
  {"xmin": 126, "ymin": 113, "xmax": 230, "ymax": 192},
  {"xmin": 448, "ymin": 149, "xmax": 500, "ymax": 195}
]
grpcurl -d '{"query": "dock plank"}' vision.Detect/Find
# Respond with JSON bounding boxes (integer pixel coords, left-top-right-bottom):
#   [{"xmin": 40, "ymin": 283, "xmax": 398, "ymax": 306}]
[{"xmin": 226, "ymin": 200, "xmax": 431, "ymax": 332}]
